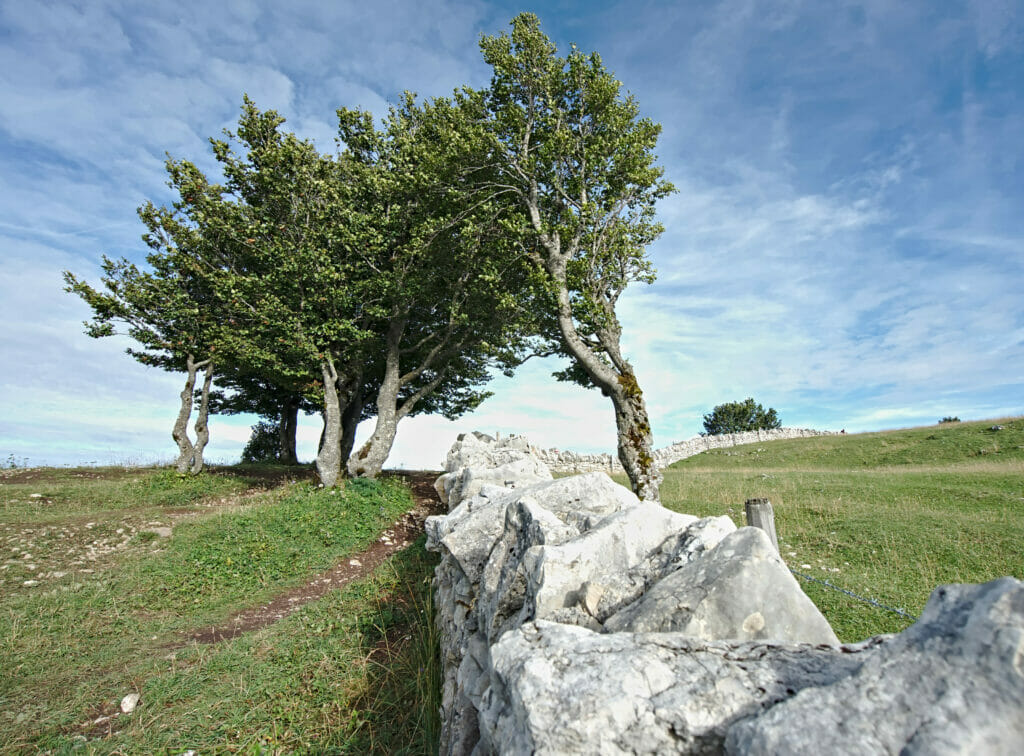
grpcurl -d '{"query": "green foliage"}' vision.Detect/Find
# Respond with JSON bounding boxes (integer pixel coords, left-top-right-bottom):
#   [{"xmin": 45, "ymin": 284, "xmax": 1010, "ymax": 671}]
[
  {"xmin": 479, "ymin": 13, "xmax": 675, "ymax": 371},
  {"xmin": 240, "ymin": 419, "xmax": 282, "ymax": 463},
  {"xmin": 940, "ymin": 416, "xmax": 961, "ymax": 423},
  {"xmin": 702, "ymin": 397, "xmax": 781, "ymax": 435}
]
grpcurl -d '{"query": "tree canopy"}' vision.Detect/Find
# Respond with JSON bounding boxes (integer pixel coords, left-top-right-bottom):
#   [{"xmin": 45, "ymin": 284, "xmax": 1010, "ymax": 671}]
[
  {"xmin": 66, "ymin": 14, "xmax": 673, "ymax": 495},
  {"xmin": 477, "ymin": 12, "xmax": 674, "ymax": 501},
  {"xmin": 702, "ymin": 399, "xmax": 782, "ymax": 436}
]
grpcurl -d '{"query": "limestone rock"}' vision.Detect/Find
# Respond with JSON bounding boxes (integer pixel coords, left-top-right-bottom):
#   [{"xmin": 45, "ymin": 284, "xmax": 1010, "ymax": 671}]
[
  {"xmin": 604, "ymin": 527, "xmax": 839, "ymax": 646},
  {"xmin": 725, "ymin": 577, "xmax": 1024, "ymax": 755},
  {"xmin": 477, "ymin": 620, "xmax": 858, "ymax": 755},
  {"xmin": 434, "ymin": 432, "xmax": 551, "ymax": 509},
  {"xmin": 441, "ymin": 457, "xmax": 552, "ymax": 511},
  {"xmin": 515, "ymin": 505, "xmax": 711, "ymax": 627},
  {"xmin": 120, "ymin": 692, "xmax": 140, "ymax": 714},
  {"xmin": 444, "ymin": 432, "xmax": 535, "ymax": 473}
]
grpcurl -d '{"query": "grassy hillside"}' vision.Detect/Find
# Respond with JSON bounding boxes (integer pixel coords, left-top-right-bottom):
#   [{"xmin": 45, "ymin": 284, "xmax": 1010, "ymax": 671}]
[
  {"xmin": 0, "ymin": 466, "xmax": 441, "ymax": 754},
  {"xmin": 657, "ymin": 417, "xmax": 1024, "ymax": 642}
]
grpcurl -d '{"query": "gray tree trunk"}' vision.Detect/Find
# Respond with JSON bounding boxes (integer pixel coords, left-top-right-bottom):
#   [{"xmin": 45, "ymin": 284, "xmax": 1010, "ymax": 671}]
[
  {"xmin": 608, "ymin": 373, "xmax": 661, "ymax": 502},
  {"xmin": 339, "ymin": 381, "xmax": 364, "ymax": 469},
  {"xmin": 348, "ymin": 321, "xmax": 402, "ymax": 479},
  {"xmin": 278, "ymin": 399, "xmax": 299, "ymax": 465},
  {"xmin": 189, "ymin": 361, "xmax": 214, "ymax": 475},
  {"xmin": 315, "ymin": 358, "xmax": 343, "ymax": 487},
  {"xmin": 172, "ymin": 354, "xmax": 211, "ymax": 474},
  {"xmin": 545, "ymin": 254, "xmax": 662, "ymax": 502},
  {"xmin": 348, "ymin": 318, "xmax": 453, "ymax": 479}
]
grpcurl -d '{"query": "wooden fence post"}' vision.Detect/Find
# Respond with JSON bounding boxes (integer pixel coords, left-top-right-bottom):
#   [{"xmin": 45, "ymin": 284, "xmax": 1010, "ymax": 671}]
[{"xmin": 744, "ymin": 498, "xmax": 779, "ymax": 553}]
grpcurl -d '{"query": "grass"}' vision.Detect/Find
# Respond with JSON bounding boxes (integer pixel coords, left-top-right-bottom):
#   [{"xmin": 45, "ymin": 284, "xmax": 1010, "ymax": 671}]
[
  {"xmin": 649, "ymin": 416, "xmax": 1024, "ymax": 642},
  {"xmin": 0, "ymin": 465, "xmax": 441, "ymax": 754},
  {"xmin": 4, "ymin": 416, "xmax": 1020, "ymax": 748}
]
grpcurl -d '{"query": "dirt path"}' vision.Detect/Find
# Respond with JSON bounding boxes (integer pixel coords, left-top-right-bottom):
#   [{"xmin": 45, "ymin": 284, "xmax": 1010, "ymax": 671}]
[{"xmin": 184, "ymin": 471, "xmax": 445, "ymax": 644}]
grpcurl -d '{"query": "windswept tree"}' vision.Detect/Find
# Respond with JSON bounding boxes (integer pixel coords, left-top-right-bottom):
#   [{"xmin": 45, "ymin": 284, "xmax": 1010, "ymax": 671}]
[
  {"xmin": 163, "ymin": 99, "xmax": 380, "ymax": 487},
  {"xmin": 338, "ymin": 92, "xmax": 538, "ymax": 478},
  {"xmin": 64, "ymin": 250, "xmax": 221, "ymax": 475},
  {"xmin": 479, "ymin": 14, "xmax": 675, "ymax": 501}
]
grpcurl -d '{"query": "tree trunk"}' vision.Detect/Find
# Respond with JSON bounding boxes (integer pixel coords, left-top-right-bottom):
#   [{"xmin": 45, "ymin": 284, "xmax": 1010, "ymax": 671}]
[
  {"xmin": 172, "ymin": 354, "xmax": 209, "ymax": 474},
  {"xmin": 278, "ymin": 399, "xmax": 299, "ymax": 465},
  {"xmin": 348, "ymin": 322, "xmax": 403, "ymax": 479},
  {"xmin": 340, "ymin": 380, "xmax": 364, "ymax": 469},
  {"xmin": 608, "ymin": 372, "xmax": 661, "ymax": 502},
  {"xmin": 545, "ymin": 256, "xmax": 661, "ymax": 501},
  {"xmin": 189, "ymin": 360, "xmax": 215, "ymax": 475},
  {"xmin": 315, "ymin": 358, "xmax": 343, "ymax": 487}
]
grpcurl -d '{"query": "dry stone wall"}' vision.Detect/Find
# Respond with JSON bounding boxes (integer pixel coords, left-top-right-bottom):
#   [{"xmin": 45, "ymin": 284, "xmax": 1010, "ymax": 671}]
[
  {"xmin": 533, "ymin": 427, "xmax": 835, "ymax": 473},
  {"xmin": 426, "ymin": 432, "xmax": 1024, "ymax": 755}
]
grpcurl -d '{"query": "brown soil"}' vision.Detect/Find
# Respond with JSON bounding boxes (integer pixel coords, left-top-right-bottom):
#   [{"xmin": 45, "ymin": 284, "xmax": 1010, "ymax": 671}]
[
  {"xmin": 0, "ymin": 467, "xmax": 147, "ymax": 485},
  {"xmin": 0, "ymin": 463, "xmax": 320, "ymax": 486},
  {"xmin": 184, "ymin": 471, "xmax": 444, "ymax": 645}
]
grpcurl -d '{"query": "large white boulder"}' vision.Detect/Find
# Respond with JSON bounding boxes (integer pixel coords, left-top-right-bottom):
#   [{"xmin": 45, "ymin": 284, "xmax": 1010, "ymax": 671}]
[
  {"xmin": 477, "ymin": 620, "xmax": 858, "ymax": 755},
  {"xmin": 434, "ymin": 432, "xmax": 552, "ymax": 509},
  {"xmin": 726, "ymin": 577, "xmax": 1024, "ymax": 754},
  {"xmin": 603, "ymin": 527, "xmax": 840, "ymax": 646}
]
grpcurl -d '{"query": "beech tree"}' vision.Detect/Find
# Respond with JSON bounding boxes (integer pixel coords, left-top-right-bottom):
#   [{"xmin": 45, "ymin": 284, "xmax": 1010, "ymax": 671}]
[
  {"xmin": 64, "ymin": 251, "xmax": 221, "ymax": 475},
  {"xmin": 209, "ymin": 370, "xmax": 316, "ymax": 465},
  {"xmin": 138, "ymin": 98, "xmax": 534, "ymax": 484},
  {"xmin": 339, "ymin": 92, "xmax": 537, "ymax": 478},
  {"xmin": 167, "ymin": 99, "xmax": 377, "ymax": 487},
  {"xmin": 479, "ymin": 14, "xmax": 675, "ymax": 501}
]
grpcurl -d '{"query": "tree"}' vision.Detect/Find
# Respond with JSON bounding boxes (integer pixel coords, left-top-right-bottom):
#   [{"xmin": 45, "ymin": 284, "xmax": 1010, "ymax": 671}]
[
  {"xmin": 153, "ymin": 99, "xmax": 380, "ymax": 487},
  {"xmin": 479, "ymin": 13, "xmax": 675, "ymax": 501},
  {"xmin": 702, "ymin": 398, "xmax": 781, "ymax": 436},
  {"xmin": 338, "ymin": 91, "xmax": 538, "ymax": 478},
  {"xmin": 64, "ymin": 249, "xmax": 223, "ymax": 475},
  {"xmin": 136, "ymin": 98, "xmax": 537, "ymax": 484},
  {"xmin": 209, "ymin": 369, "xmax": 318, "ymax": 466},
  {"xmin": 240, "ymin": 419, "xmax": 282, "ymax": 463}
]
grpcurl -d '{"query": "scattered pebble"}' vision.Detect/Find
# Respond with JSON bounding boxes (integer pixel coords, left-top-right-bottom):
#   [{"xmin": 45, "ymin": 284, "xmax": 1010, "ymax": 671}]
[
  {"xmin": 800, "ymin": 564, "xmax": 812, "ymax": 569},
  {"xmin": 29, "ymin": 493, "xmax": 42, "ymax": 498},
  {"xmin": 23, "ymin": 580, "xmax": 39, "ymax": 587},
  {"xmin": 120, "ymin": 693, "xmax": 140, "ymax": 714},
  {"xmin": 349, "ymin": 559, "xmax": 362, "ymax": 567}
]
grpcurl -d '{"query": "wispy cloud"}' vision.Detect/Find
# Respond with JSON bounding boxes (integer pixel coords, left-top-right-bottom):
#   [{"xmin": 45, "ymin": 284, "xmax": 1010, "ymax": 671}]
[{"xmin": 1, "ymin": 0, "xmax": 1021, "ymax": 469}]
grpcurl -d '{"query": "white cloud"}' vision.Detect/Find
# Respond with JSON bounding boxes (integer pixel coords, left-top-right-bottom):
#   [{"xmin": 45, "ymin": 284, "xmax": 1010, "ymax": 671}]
[{"xmin": 0, "ymin": 0, "xmax": 1021, "ymax": 470}]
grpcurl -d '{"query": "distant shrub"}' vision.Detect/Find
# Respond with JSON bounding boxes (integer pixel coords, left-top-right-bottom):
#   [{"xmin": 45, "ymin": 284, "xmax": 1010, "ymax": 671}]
[
  {"xmin": 939, "ymin": 416, "xmax": 961, "ymax": 424},
  {"xmin": 241, "ymin": 420, "xmax": 280, "ymax": 463},
  {"xmin": 703, "ymin": 398, "xmax": 781, "ymax": 436}
]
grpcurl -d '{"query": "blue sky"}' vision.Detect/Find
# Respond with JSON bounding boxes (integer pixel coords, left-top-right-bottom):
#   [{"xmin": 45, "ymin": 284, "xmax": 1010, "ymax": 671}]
[{"xmin": 1, "ymin": 0, "xmax": 1022, "ymax": 469}]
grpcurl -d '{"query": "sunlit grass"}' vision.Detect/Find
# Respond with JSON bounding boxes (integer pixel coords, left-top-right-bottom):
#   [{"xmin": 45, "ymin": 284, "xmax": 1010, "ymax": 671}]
[
  {"xmin": 647, "ymin": 417, "xmax": 1024, "ymax": 642},
  {"xmin": 0, "ymin": 467, "xmax": 440, "ymax": 754}
]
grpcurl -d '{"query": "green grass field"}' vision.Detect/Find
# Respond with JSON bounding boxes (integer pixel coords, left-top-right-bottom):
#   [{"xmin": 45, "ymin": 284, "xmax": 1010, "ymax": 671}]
[
  {"xmin": 654, "ymin": 416, "xmax": 1024, "ymax": 642},
  {"xmin": 3, "ymin": 416, "xmax": 1021, "ymax": 751},
  {"xmin": 0, "ymin": 466, "xmax": 440, "ymax": 754}
]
